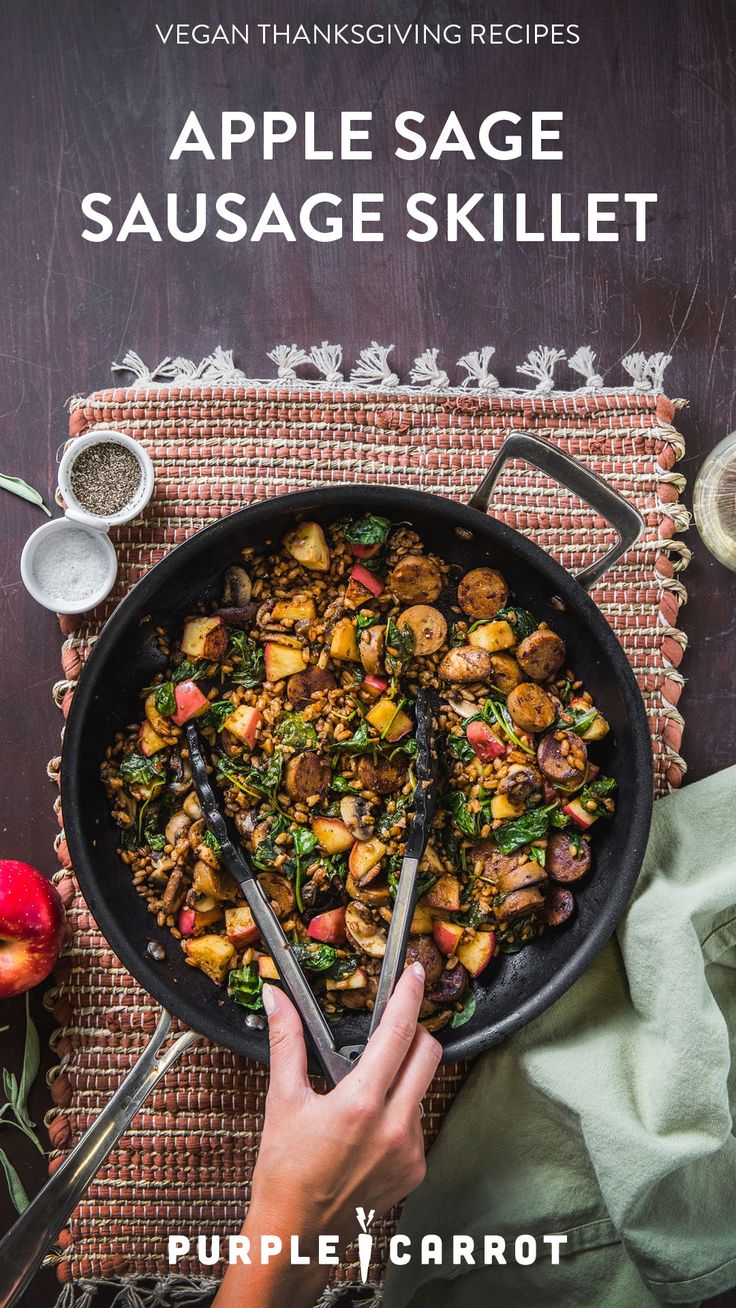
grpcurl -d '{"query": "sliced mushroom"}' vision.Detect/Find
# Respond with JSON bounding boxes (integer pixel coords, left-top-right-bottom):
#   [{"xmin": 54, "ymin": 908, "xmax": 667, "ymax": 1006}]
[
  {"xmin": 421, "ymin": 1008, "xmax": 453, "ymax": 1033},
  {"xmin": 213, "ymin": 604, "xmax": 259, "ymax": 630},
  {"xmin": 497, "ymin": 763, "xmax": 541, "ymax": 805},
  {"xmin": 188, "ymin": 818, "xmax": 207, "ymax": 851},
  {"xmin": 169, "ymin": 752, "xmax": 193, "ymax": 795},
  {"xmin": 161, "ymin": 867, "xmax": 186, "ymax": 914},
  {"xmin": 257, "ymin": 872, "xmax": 295, "ymax": 918},
  {"xmin": 341, "ymin": 972, "xmax": 379, "ymax": 1010},
  {"xmin": 340, "ymin": 795, "xmax": 375, "ymax": 841},
  {"xmin": 222, "ymin": 565, "xmax": 252, "ymax": 607},
  {"xmin": 183, "ymin": 792, "xmax": 203, "ymax": 821},
  {"xmin": 164, "ymin": 810, "xmax": 191, "ymax": 847},
  {"xmin": 345, "ymin": 902, "xmax": 388, "ymax": 957},
  {"xmin": 345, "ymin": 873, "xmax": 391, "ymax": 906}
]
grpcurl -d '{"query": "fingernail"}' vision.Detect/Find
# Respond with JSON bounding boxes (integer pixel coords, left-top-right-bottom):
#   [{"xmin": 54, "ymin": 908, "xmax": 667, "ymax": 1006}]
[
  {"xmin": 262, "ymin": 985, "xmax": 276, "ymax": 1015},
  {"xmin": 411, "ymin": 962, "xmax": 425, "ymax": 982}
]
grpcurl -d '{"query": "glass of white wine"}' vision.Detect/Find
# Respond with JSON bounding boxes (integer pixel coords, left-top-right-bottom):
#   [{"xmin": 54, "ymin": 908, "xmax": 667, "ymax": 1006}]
[{"xmin": 693, "ymin": 432, "xmax": 736, "ymax": 572}]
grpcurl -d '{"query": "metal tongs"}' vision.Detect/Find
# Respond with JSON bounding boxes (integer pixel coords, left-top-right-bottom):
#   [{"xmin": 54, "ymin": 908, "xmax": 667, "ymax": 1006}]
[{"xmin": 185, "ymin": 687, "xmax": 438, "ymax": 1086}]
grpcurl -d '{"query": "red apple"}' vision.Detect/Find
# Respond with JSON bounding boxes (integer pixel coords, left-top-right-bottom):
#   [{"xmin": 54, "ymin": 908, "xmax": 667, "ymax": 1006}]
[
  {"xmin": 351, "ymin": 542, "xmax": 381, "ymax": 560},
  {"xmin": 0, "ymin": 861, "xmax": 65, "ymax": 997},
  {"xmin": 432, "ymin": 918, "xmax": 464, "ymax": 956},
  {"xmin": 308, "ymin": 907, "xmax": 347, "ymax": 945},
  {"xmin": 456, "ymin": 929, "xmax": 496, "ymax": 977},
  {"xmin": 172, "ymin": 680, "xmax": 209, "ymax": 726},
  {"xmin": 177, "ymin": 907, "xmax": 196, "ymax": 936},
  {"xmin": 362, "ymin": 674, "xmax": 389, "ymax": 697},
  {"xmin": 466, "ymin": 720, "xmax": 505, "ymax": 762},
  {"xmin": 351, "ymin": 563, "xmax": 385, "ymax": 597},
  {"xmin": 562, "ymin": 798, "xmax": 598, "ymax": 830}
]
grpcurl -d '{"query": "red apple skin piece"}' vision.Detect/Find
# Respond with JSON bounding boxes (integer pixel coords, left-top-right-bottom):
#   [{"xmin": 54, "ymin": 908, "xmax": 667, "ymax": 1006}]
[
  {"xmin": 351, "ymin": 542, "xmax": 381, "ymax": 560},
  {"xmin": 362, "ymin": 674, "xmax": 389, "ymax": 697},
  {"xmin": 308, "ymin": 907, "xmax": 347, "ymax": 946},
  {"xmin": 172, "ymin": 680, "xmax": 209, "ymax": 726},
  {"xmin": 0, "ymin": 861, "xmax": 65, "ymax": 998},
  {"xmin": 225, "ymin": 705, "xmax": 263, "ymax": 750},
  {"xmin": 177, "ymin": 907, "xmax": 196, "ymax": 936},
  {"xmin": 351, "ymin": 564, "xmax": 385, "ymax": 597},
  {"xmin": 312, "ymin": 817, "xmax": 355, "ymax": 854},
  {"xmin": 466, "ymin": 720, "xmax": 506, "ymax": 762},
  {"xmin": 562, "ymin": 798, "xmax": 598, "ymax": 830},
  {"xmin": 432, "ymin": 918, "xmax": 465, "ymax": 956}
]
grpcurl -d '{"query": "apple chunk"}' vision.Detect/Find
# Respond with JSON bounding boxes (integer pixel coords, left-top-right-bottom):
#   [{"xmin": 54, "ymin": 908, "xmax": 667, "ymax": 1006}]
[
  {"xmin": 172, "ymin": 680, "xmax": 209, "ymax": 726},
  {"xmin": 468, "ymin": 619, "xmax": 516, "ymax": 653},
  {"xmin": 271, "ymin": 595, "xmax": 317, "ymax": 623},
  {"xmin": 283, "ymin": 521, "xmax": 331, "ymax": 572},
  {"xmin": 348, "ymin": 836, "xmax": 387, "ymax": 884},
  {"xmin": 563, "ymin": 797, "xmax": 599, "ymax": 829},
  {"xmin": 183, "ymin": 934, "xmax": 235, "ymax": 984},
  {"xmin": 325, "ymin": 966, "xmax": 368, "ymax": 992},
  {"xmin": 422, "ymin": 874, "xmax": 462, "ymax": 913},
  {"xmin": 138, "ymin": 720, "xmax": 169, "ymax": 757},
  {"xmin": 225, "ymin": 905, "xmax": 259, "ymax": 948},
  {"xmin": 330, "ymin": 617, "xmax": 360, "ymax": 662},
  {"xmin": 223, "ymin": 705, "xmax": 262, "ymax": 749},
  {"xmin": 312, "ymin": 816, "xmax": 355, "ymax": 854},
  {"xmin": 308, "ymin": 907, "xmax": 347, "ymax": 945},
  {"xmin": 456, "ymin": 930, "xmax": 496, "ymax": 977},
  {"xmin": 181, "ymin": 615, "xmax": 228, "ymax": 663},
  {"xmin": 257, "ymin": 953, "xmax": 280, "ymax": 980},
  {"xmin": 264, "ymin": 642, "xmax": 307, "ymax": 682},
  {"xmin": 366, "ymin": 697, "xmax": 413, "ymax": 742},
  {"xmin": 432, "ymin": 918, "xmax": 465, "ymax": 956}
]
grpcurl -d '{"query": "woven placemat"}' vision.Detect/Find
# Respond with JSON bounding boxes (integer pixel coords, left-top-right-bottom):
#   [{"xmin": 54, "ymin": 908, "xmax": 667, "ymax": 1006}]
[{"xmin": 44, "ymin": 345, "xmax": 689, "ymax": 1302}]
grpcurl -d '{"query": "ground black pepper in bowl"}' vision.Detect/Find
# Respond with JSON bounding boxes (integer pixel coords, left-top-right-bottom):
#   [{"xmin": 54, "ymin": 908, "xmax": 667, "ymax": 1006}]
[{"xmin": 70, "ymin": 442, "xmax": 143, "ymax": 516}]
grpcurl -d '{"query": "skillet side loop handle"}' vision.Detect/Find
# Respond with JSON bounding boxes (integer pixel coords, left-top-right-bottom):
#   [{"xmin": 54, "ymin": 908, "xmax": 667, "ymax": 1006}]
[
  {"xmin": 0, "ymin": 1010, "xmax": 201, "ymax": 1308},
  {"xmin": 469, "ymin": 432, "xmax": 644, "ymax": 591}
]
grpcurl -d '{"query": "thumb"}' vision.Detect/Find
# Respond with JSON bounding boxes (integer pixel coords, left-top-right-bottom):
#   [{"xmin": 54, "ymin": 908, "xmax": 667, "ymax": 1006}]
[{"xmin": 263, "ymin": 984, "xmax": 309, "ymax": 1098}]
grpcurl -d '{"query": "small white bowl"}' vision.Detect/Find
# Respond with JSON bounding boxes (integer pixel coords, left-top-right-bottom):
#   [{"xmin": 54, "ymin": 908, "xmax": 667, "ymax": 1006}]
[
  {"xmin": 58, "ymin": 430, "xmax": 154, "ymax": 528},
  {"xmin": 20, "ymin": 518, "xmax": 118, "ymax": 615}
]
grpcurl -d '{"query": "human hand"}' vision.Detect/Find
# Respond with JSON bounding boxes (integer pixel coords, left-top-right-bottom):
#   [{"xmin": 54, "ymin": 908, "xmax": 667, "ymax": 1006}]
[{"xmin": 215, "ymin": 962, "xmax": 441, "ymax": 1308}]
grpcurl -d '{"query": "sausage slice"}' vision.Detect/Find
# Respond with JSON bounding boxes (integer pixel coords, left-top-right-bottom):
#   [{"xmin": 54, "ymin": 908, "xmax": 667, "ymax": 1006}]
[
  {"xmin": 439, "ymin": 645, "xmax": 492, "ymax": 683},
  {"xmin": 544, "ymin": 885, "xmax": 575, "ymax": 926},
  {"xmin": 495, "ymin": 861, "xmax": 547, "ymax": 894},
  {"xmin": 404, "ymin": 935, "xmax": 443, "ymax": 986},
  {"xmin": 489, "ymin": 652, "xmax": 523, "ymax": 693},
  {"xmin": 494, "ymin": 885, "xmax": 545, "ymax": 927},
  {"xmin": 546, "ymin": 831, "xmax": 591, "ymax": 882},
  {"xmin": 516, "ymin": 629, "xmax": 566, "ymax": 681},
  {"xmin": 457, "ymin": 567, "xmax": 509, "ymax": 620},
  {"xmin": 284, "ymin": 751, "xmax": 330, "ymax": 800},
  {"xmin": 506, "ymin": 683, "xmax": 556, "ymax": 733},
  {"xmin": 286, "ymin": 666, "xmax": 337, "ymax": 709},
  {"xmin": 388, "ymin": 554, "xmax": 442, "ymax": 603},
  {"xmin": 397, "ymin": 605, "xmax": 448, "ymax": 655},
  {"xmin": 537, "ymin": 730, "xmax": 588, "ymax": 787},
  {"xmin": 357, "ymin": 754, "xmax": 406, "ymax": 795}
]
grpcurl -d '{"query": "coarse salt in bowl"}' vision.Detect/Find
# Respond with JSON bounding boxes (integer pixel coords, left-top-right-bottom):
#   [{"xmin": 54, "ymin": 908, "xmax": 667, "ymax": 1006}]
[
  {"xmin": 58, "ymin": 430, "xmax": 154, "ymax": 529},
  {"xmin": 20, "ymin": 519, "xmax": 117, "ymax": 615}
]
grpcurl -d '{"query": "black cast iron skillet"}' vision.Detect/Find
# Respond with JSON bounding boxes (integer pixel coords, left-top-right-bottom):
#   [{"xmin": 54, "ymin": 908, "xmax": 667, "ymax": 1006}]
[{"xmin": 0, "ymin": 434, "xmax": 653, "ymax": 1305}]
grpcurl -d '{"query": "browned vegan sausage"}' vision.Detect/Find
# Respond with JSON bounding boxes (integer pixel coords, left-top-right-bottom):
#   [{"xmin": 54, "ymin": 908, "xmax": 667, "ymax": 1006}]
[
  {"xmin": 457, "ymin": 567, "xmax": 509, "ymax": 619},
  {"xmin": 546, "ymin": 831, "xmax": 591, "ymax": 882},
  {"xmin": 286, "ymin": 666, "xmax": 337, "ymax": 709},
  {"xmin": 427, "ymin": 958, "xmax": 468, "ymax": 1003},
  {"xmin": 388, "ymin": 554, "xmax": 442, "ymax": 603},
  {"xmin": 397, "ymin": 605, "xmax": 448, "ymax": 655},
  {"xmin": 489, "ymin": 652, "xmax": 524, "ymax": 694},
  {"xmin": 357, "ymin": 754, "xmax": 407, "ymax": 795},
  {"xmin": 506, "ymin": 683, "xmax": 556, "ymax": 733},
  {"xmin": 284, "ymin": 751, "xmax": 330, "ymax": 800},
  {"xmin": 494, "ymin": 885, "xmax": 546, "ymax": 927},
  {"xmin": 495, "ymin": 860, "xmax": 548, "ymax": 895},
  {"xmin": 544, "ymin": 885, "xmax": 575, "ymax": 926},
  {"xmin": 537, "ymin": 729, "xmax": 588, "ymax": 787},
  {"xmin": 439, "ymin": 645, "xmax": 492, "ymax": 683},
  {"xmin": 404, "ymin": 935, "xmax": 444, "ymax": 986},
  {"xmin": 516, "ymin": 629, "xmax": 566, "ymax": 681}
]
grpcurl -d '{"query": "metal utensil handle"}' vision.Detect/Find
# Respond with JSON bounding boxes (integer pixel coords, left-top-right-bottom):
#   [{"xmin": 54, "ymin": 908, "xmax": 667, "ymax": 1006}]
[
  {"xmin": 469, "ymin": 431, "xmax": 644, "ymax": 591},
  {"xmin": 369, "ymin": 855, "xmax": 420, "ymax": 1036},
  {"xmin": 239, "ymin": 878, "xmax": 354, "ymax": 1086},
  {"xmin": 0, "ymin": 1010, "xmax": 200, "ymax": 1308}
]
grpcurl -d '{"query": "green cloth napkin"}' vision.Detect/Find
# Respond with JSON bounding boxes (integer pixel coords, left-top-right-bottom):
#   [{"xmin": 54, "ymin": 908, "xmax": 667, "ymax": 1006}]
[{"xmin": 384, "ymin": 765, "xmax": 736, "ymax": 1308}]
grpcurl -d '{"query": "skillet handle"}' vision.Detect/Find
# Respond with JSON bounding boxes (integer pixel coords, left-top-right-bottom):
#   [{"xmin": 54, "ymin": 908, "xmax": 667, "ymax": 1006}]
[
  {"xmin": 0, "ymin": 1010, "xmax": 200, "ymax": 1308},
  {"xmin": 469, "ymin": 432, "xmax": 644, "ymax": 591}
]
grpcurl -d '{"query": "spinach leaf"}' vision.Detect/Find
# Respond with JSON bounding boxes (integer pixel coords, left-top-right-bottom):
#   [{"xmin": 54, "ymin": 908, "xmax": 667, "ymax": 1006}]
[
  {"xmin": 204, "ymin": 830, "xmax": 221, "ymax": 855},
  {"xmin": 215, "ymin": 751, "xmax": 283, "ymax": 802},
  {"xmin": 275, "ymin": 712, "xmax": 318, "ymax": 751},
  {"xmin": 447, "ymin": 732, "xmax": 475, "ymax": 763},
  {"xmin": 228, "ymin": 630, "xmax": 265, "ymax": 688},
  {"xmin": 451, "ymin": 989, "xmax": 477, "ymax": 1029},
  {"xmin": 549, "ymin": 807, "xmax": 571, "ymax": 829},
  {"xmin": 454, "ymin": 900, "xmax": 491, "ymax": 930},
  {"xmin": 376, "ymin": 793, "xmax": 412, "ymax": 837},
  {"xmin": 483, "ymin": 699, "xmax": 535, "ymax": 756},
  {"xmin": 154, "ymin": 682, "xmax": 177, "ymax": 717},
  {"xmin": 328, "ymin": 955, "xmax": 360, "ymax": 982},
  {"xmin": 344, "ymin": 514, "xmax": 392, "ymax": 546},
  {"xmin": 529, "ymin": 844, "xmax": 546, "ymax": 867},
  {"xmin": 578, "ymin": 775, "xmax": 617, "ymax": 816},
  {"xmin": 355, "ymin": 612, "xmax": 381, "ymax": 632},
  {"xmin": 331, "ymin": 720, "xmax": 374, "ymax": 756},
  {"xmin": 119, "ymin": 752, "xmax": 165, "ymax": 787},
  {"xmin": 558, "ymin": 704, "xmax": 599, "ymax": 735},
  {"xmin": 448, "ymin": 790, "xmax": 478, "ymax": 838},
  {"xmin": 200, "ymin": 700, "xmax": 235, "ymax": 732},
  {"xmin": 144, "ymin": 823, "xmax": 166, "ymax": 852},
  {"xmin": 385, "ymin": 617, "xmax": 415, "ymax": 674},
  {"xmin": 252, "ymin": 814, "xmax": 290, "ymax": 869},
  {"xmin": 330, "ymin": 775, "xmax": 358, "ymax": 795},
  {"xmin": 495, "ymin": 606, "xmax": 538, "ymax": 640},
  {"xmin": 292, "ymin": 827, "xmax": 319, "ymax": 912},
  {"xmin": 293, "ymin": 942, "xmax": 338, "ymax": 973},
  {"xmin": 387, "ymin": 856, "xmax": 438, "ymax": 901},
  {"xmin": 229, "ymin": 963, "xmax": 264, "ymax": 1012},
  {"xmin": 172, "ymin": 657, "xmax": 208, "ymax": 685},
  {"xmin": 494, "ymin": 804, "xmax": 558, "ymax": 854}
]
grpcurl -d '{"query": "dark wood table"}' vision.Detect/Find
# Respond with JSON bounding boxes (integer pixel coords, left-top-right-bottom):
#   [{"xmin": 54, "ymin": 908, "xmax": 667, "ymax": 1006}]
[{"xmin": 1, "ymin": 0, "xmax": 735, "ymax": 1303}]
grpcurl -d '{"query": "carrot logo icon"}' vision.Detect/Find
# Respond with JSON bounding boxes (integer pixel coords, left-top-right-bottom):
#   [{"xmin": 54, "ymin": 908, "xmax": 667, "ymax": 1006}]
[{"xmin": 356, "ymin": 1206, "xmax": 375, "ymax": 1283}]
